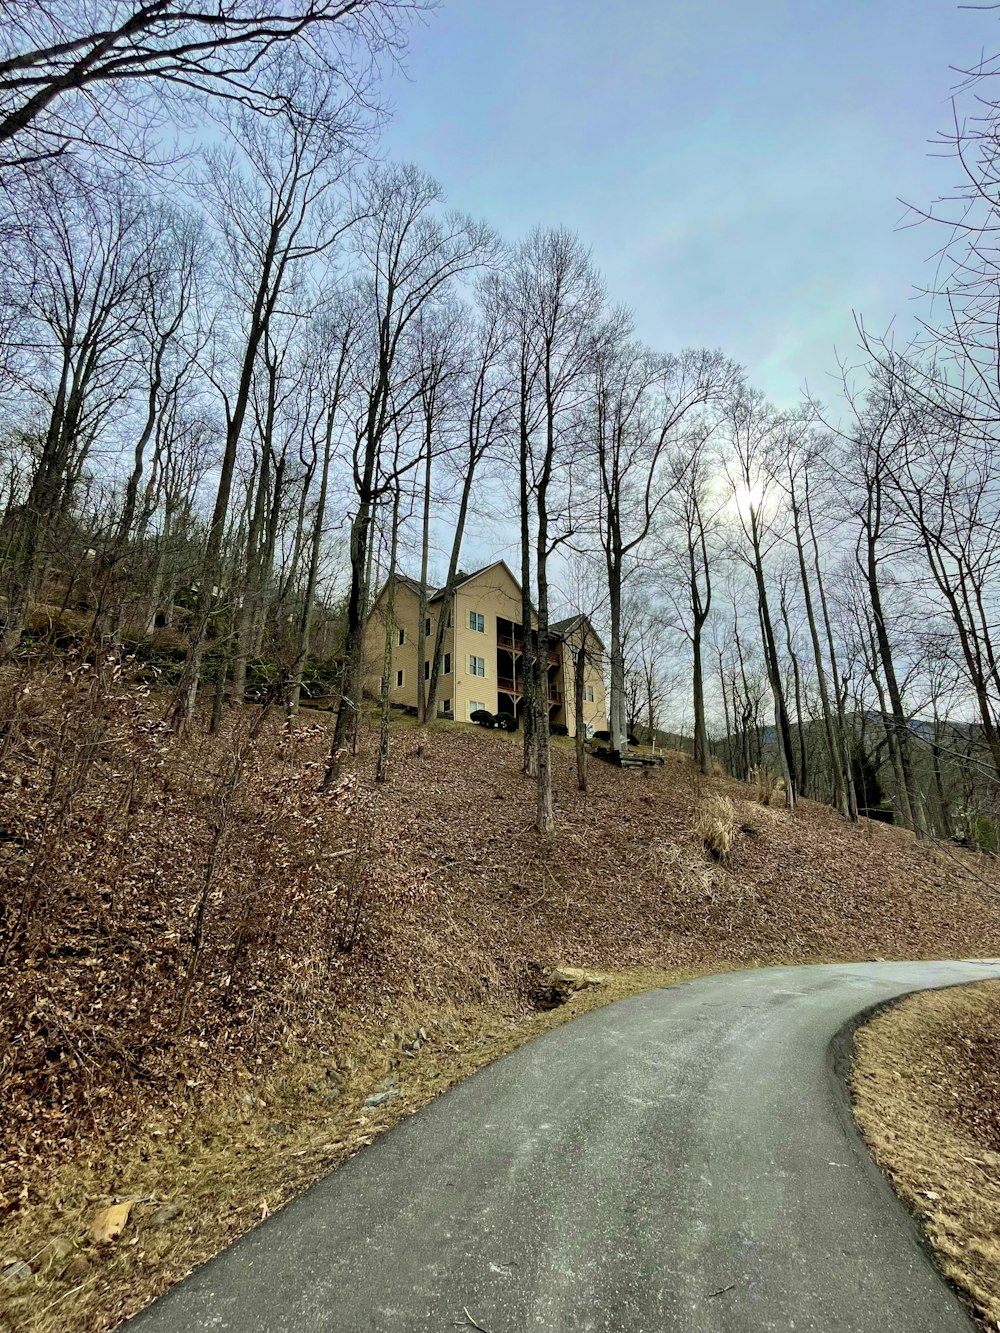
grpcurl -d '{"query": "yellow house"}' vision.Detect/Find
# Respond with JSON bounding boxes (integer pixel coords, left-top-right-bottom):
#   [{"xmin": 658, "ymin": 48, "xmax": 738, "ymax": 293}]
[{"xmin": 362, "ymin": 560, "xmax": 608, "ymax": 737}]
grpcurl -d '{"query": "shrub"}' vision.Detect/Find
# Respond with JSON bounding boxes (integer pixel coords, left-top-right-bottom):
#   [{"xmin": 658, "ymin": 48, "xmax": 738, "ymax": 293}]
[
  {"xmin": 959, "ymin": 809, "xmax": 1000, "ymax": 854},
  {"xmin": 470, "ymin": 708, "xmax": 496, "ymax": 728},
  {"xmin": 749, "ymin": 765, "xmax": 783, "ymax": 807},
  {"xmin": 550, "ymin": 722, "xmax": 569, "ymax": 737},
  {"xmin": 594, "ymin": 729, "xmax": 610, "ymax": 742},
  {"xmin": 299, "ymin": 658, "xmax": 341, "ymax": 699},
  {"xmin": 695, "ymin": 794, "xmax": 737, "ymax": 862},
  {"xmin": 495, "ymin": 712, "xmax": 518, "ymax": 732},
  {"xmin": 627, "ymin": 733, "xmax": 638, "ymax": 746}
]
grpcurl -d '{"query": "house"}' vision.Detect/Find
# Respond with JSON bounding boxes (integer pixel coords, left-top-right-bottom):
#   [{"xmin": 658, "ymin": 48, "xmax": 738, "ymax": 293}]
[{"xmin": 361, "ymin": 560, "xmax": 608, "ymax": 738}]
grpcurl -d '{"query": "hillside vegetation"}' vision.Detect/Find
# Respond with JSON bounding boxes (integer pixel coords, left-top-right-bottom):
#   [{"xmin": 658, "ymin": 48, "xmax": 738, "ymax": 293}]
[{"xmin": 3, "ymin": 665, "xmax": 1000, "ymax": 1329}]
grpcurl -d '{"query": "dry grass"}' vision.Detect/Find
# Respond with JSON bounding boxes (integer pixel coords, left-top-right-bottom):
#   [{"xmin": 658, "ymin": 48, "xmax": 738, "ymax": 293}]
[
  {"xmin": 0, "ymin": 965, "xmax": 716, "ymax": 1333},
  {"xmin": 852, "ymin": 981, "xmax": 1000, "ymax": 1328},
  {"xmin": 694, "ymin": 793, "xmax": 737, "ymax": 861},
  {"xmin": 749, "ymin": 764, "xmax": 785, "ymax": 807}
]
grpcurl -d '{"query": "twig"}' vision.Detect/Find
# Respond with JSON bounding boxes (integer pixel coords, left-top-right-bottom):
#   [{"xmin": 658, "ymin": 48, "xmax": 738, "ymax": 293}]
[
  {"xmin": 456, "ymin": 1309, "xmax": 492, "ymax": 1332},
  {"xmin": 40, "ymin": 1281, "xmax": 90, "ymax": 1317},
  {"xmin": 707, "ymin": 1282, "xmax": 736, "ymax": 1298}
]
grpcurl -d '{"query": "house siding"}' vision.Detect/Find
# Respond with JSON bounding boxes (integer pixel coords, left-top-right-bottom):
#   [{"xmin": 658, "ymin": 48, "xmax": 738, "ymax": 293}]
[{"xmin": 362, "ymin": 562, "xmax": 608, "ymax": 736}]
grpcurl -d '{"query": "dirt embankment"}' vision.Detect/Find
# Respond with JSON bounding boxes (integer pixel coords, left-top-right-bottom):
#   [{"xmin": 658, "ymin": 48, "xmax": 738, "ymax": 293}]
[
  {"xmin": 3, "ymin": 666, "xmax": 1000, "ymax": 1330},
  {"xmin": 853, "ymin": 981, "xmax": 1000, "ymax": 1329}
]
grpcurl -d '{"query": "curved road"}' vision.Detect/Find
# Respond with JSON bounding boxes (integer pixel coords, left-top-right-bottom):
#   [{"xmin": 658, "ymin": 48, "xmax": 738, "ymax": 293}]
[{"xmin": 127, "ymin": 961, "xmax": 1000, "ymax": 1332}]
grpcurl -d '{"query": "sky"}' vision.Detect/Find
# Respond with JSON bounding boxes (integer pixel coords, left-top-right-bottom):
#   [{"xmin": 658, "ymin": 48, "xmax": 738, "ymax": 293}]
[{"xmin": 379, "ymin": 0, "xmax": 991, "ymax": 408}]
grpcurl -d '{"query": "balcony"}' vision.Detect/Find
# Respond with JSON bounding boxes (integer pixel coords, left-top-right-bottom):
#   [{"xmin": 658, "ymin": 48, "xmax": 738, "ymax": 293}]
[
  {"xmin": 497, "ymin": 633, "xmax": 523, "ymax": 652},
  {"xmin": 497, "ymin": 677, "xmax": 560, "ymax": 703}
]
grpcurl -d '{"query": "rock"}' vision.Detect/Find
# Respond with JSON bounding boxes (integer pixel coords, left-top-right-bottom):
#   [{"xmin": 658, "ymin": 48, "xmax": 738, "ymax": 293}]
[
  {"xmin": 38, "ymin": 1237, "xmax": 73, "ymax": 1270},
  {"xmin": 417, "ymin": 1028, "xmax": 429, "ymax": 1043},
  {"xmin": 362, "ymin": 1089, "xmax": 398, "ymax": 1109},
  {"xmin": 551, "ymin": 966, "xmax": 604, "ymax": 990},
  {"xmin": 62, "ymin": 1255, "xmax": 90, "ymax": 1282},
  {"xmin": 149, "ymin": 1203, "xmax": 183, "ymax": 1227},
  {"xmin": 529, "ymin": 964, "xmax": 604, "ymax": 1010},
  {"xmin": 1, "ymin": 1260, "xmax": 32, "ymax": 1287}
]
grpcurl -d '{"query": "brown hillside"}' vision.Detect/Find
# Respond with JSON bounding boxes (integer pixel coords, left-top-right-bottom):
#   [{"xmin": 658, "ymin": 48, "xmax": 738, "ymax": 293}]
[
  {"xmin": 369, "ymin": 725, "xmax": 1000, "ymax": 988},
  {"xmin": 3, "ymin": 667, "xmax": 999, "ymax": 1191},
  {"xmin": 3, "ymin": 667, "xmax": 1000, "ymax": 1329}
]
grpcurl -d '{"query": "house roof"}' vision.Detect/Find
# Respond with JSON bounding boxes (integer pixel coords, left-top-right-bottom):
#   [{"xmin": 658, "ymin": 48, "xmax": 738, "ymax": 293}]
[
  {"xmin": 371, "ymin": 562, "xmax": 604, "ymax": 649},
  {"xmin": 549, "ymin": 613, "xmax": 607, "ymax": 652},
  {"xmin": 428, "ymin": 559, "xmax": 521, "ymax": 603}
]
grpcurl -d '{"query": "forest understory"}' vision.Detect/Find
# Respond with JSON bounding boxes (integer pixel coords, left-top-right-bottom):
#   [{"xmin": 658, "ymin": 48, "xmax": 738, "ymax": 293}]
[{"xmin": 2, "ymin": 661, "xmax": 1000, "ymax": 1333}]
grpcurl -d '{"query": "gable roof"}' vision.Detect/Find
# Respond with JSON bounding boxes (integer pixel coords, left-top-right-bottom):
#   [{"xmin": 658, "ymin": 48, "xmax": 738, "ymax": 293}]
[
  {"xmin": 429, "ymin": 559, "xmax": 521, "ymax": 603},
  {"xmin": 370, "ymin": 564, "xmax": 604, "ymax": 650},
  {"xmin": 549, "ymin": 613, "xmax": 607, "ymax": 652}
]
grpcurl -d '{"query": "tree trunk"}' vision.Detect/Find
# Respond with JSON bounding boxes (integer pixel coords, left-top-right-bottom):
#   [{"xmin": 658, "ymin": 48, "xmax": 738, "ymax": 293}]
[
  {"xmin": 375, "ymin": 492, "xmax": 401, "ymax": 784},
  {"xmin": 575, "ymin": 632, "xmax": 588, "ymax": 792}
]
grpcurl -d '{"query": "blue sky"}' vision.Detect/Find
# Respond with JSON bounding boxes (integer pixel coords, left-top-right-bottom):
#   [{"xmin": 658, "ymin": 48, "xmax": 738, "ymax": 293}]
[{"xmin": 380, "ymin": 1, "xmax": 989, "ymax": 407}]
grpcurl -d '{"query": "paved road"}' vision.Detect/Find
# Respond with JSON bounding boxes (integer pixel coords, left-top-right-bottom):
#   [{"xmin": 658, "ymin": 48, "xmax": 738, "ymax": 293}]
[{"xmin": 127, "ymin": 960, "xmax": 1000, "ymax": 1333}]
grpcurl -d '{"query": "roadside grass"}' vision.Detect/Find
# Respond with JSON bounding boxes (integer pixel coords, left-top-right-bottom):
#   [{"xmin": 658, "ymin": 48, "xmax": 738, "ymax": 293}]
[
  {"xmin": 0, "ymin": 965, "xmax": 724, "ymax": 1333},
  {"xmin": 852, "ymin": 980, "xmax": 1000, "ymax": 1329}
]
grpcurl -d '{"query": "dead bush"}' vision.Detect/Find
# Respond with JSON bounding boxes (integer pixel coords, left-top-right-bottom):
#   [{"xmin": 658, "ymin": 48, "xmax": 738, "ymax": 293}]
[
  {"xmin": 749, "ymin": 764, "xmax": 784, "ymax": 806},
  {"xmin": 695, "ymin": 793, "xmax": 737, "ymax": 862}
]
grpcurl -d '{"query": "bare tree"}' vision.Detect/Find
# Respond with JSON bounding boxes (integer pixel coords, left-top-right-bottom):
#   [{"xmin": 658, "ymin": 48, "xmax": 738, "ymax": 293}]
[
  {"xmin": 2, "ymin": 170, "xmax": 152, "ymax": 652},
  {"xmin": 171, "ymin": 91, "xmax": 353, "ymax": 726},
  {"xmin": 323, "ymin": 164, "xmax": 496, "ymax": 785},
  {"xmin": 662, "ymin": 426, "xmax": 724, "ymax": 773},
  {"xmin": 424, "ymin": 289, "xmax": 513, "ymax": 725},
  {"xmin": 0, "ymin": 1, "xmax": 414, "ymax": 169},
  {"xmin": 504, "ymin": 226, "xmax": 604, "ymax": 834},
  {"xmin": 593, "ymin": 330, "xmax": 736, "ymax": 756},
  {"xmin": 724, "ymin": 392, "xmax": 797, "ymax": 808}
]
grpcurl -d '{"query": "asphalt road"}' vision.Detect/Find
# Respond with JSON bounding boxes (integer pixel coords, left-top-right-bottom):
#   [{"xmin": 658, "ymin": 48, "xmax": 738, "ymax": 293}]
[{"xmin": 126, "ymin": 960, "xmax": 1000, "ymax": 1333}]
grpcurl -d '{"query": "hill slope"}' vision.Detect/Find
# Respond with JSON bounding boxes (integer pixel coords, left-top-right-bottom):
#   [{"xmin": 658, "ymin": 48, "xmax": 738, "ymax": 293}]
[{"xmin": 3, "ymin": 681, "xmax": 1000, "ymax": 1330}]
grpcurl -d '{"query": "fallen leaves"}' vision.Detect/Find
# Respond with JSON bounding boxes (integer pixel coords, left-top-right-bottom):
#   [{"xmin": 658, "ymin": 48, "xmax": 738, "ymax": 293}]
[
  {"xmin": 88, "ymin": 1202, "xmax": 132, "ymax": 1244},
  {"xmin": 4, "ymin": 693, "xmax": 1000, "ymax": 1333}
]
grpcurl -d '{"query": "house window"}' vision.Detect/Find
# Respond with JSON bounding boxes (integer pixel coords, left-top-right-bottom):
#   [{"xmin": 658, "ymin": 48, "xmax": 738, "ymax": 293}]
[
  {"xmin": 424, "ymin": 617, "xmax": 431, "ymax": 637},
  {"xmin": 397, "ymin": 628, "xmax": 405, "ymax": 646},
  {"xmin": 443, "ymin": 698, "xmax": 451, "ymax": 714},
  {"xmin": 468, "ymin": 611, "xmax": 484, "ymax": 633},
  {"xmin": 444, "ymin": 653, "xmax": 451, "ymax": 675},
  {"xmin": 424, "ymin": 660, "xmax": 430, "ymax": 680},
  {"xmin": 585, "ymin": 684, "xmax": 595, "ymax": 702},
  {"xmin": 469, "ymin": 655, "xmax": 486, "ymax": 677},
  {"xmin": 585, "ymin": 722, "xmax": 594, "ymax": 739},
  {"xmin": 396, "ymin": 669, "xmax": 404, "ymax": 688},
  {"xmin": 468, "ymin": 699, "xmax": 485, "ymax": 717}
]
